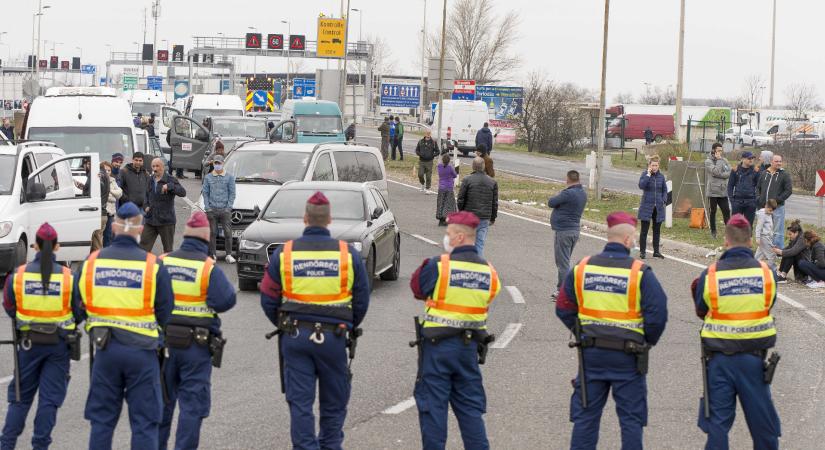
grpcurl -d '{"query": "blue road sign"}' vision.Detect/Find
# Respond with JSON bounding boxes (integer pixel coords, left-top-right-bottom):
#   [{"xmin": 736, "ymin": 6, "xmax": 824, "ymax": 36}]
[
  {"xmin": 81, "ymin": 64, "xmax": 97, "ymax": 74},
  {"xmin": 220, "ymin": 79, "xmax": 231, "ymax": 94},
  {"xmin": 451, "ymin": 92, "xmax": 475, "ymax": 100},
  {"xmin": 174, "ymin": 80, "xmax": 190, "ymax": 100},
  {"xmin": 475, "ymin": 86, "xmax": 524, "ymax": 119},
  {"xmin": 380, "ymin": 81, "xmax": 421, "ymax": 108},
  {"xmin": 147, "ymin": 76, "xmax": 163, "ymax": 91},
  {"xmin": 292, "ymin": 78, "xmax": 316, "ymax": 99},
  {"xmin": 253, "ymin": 90, "xmax": 267, "ymax": 106}
]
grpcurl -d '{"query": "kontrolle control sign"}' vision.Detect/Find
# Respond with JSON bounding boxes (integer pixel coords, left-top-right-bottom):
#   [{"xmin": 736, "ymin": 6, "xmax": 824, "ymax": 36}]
[
  {"xmin": 380, "ymin": 78, "xmax": 422, "ymax": 109},
  {"xmin": 317, "ymin": 18, "xmax": 346, "ymax": 58}
]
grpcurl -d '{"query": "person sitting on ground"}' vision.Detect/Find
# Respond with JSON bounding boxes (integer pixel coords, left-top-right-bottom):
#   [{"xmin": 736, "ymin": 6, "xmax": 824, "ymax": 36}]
[
  {"xmin": 476, "ymin": 144, "xmax": 495, "ymax": 178},
  {"xmin": 798, "ymin": 230, "xmax": 825, "ymax": 288},
  {"xmin": 772, "ymin": 220, "xmax": 811, "ymax": 283},
  {"xmin": 754, "ymin": 199, "xmax": 777, "ymax": 268}
]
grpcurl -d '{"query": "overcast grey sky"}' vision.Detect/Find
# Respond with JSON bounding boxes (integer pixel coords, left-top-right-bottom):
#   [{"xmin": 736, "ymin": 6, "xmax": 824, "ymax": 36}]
[{"xmin": 1, "ymin": 0, "xmax": 818, "ymax": 104}]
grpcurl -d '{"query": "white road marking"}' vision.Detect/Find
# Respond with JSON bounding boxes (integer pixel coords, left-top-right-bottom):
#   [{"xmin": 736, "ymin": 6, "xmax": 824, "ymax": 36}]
[
  {"xmin": 387, "ymin": 179, "xmax": 824, "ymax": 328},
  {"xmin": 505, "ymin": 286, "xmax": 525, "ymax": 304},
  {"xmin": 410, "ymin": 234, "xmax": 439, "ymax": 246},
  {"xmin": 382, "ymin": 396, "xmax": 416, "ymax": 414},
  {"xmin": 0, "ymin": 353, "xmax": 90, "ymax": 386},
  {"xmin": 491, "ymin": 323, "xmax": 523, "ymax": 349}
]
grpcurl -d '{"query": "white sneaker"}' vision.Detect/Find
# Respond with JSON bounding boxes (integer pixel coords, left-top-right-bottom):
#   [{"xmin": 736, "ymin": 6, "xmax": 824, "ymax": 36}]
[
  {"xmin": 225, "ymin": 255, "xmax": 236, "ymax": 264},
  {"xmin": 420, "ymin": 185, "xmax": 426, "ymax": 192}
]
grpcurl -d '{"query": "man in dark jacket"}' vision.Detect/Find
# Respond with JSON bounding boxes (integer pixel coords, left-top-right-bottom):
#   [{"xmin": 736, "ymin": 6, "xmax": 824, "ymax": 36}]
[
  {"xmin": 727, "ymin": 151, "xmax": 760, "ymax": 227},
  {"xmin": 756, "ymin": 154, "xmax": 793, "ymax": 248},
  {"xmin": 415, "ymin": 131, "xmax": 440, "ymax": 192},
  {"xmin": 377, "ymin": 117, "xmax": 390, "ymax": 160},
  {"xmin": 0, "ymin": 118, "xmax": 14, "ymax": 141},
  {"xmin": 548, "ymin": 170, "xmax": 588, "ymax": 299},
  {"xmin": 117, "ymin": 152, "xmax": 151, "ymax": 209},
  {"xmin": 475, "ymin": 122, "xmax": 494, "ymax": 154},
  {"xmin": 457, "ymin": 157, "xmax": 498, "ymax": 256},
  {"xmin": 140, "ymin": 157, "xmax": 186, "ymax": 253}
]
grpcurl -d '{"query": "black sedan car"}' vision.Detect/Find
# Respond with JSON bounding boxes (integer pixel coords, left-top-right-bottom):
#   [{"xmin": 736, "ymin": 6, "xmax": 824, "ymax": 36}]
[{"xmin": 236, "ymin": 181, "xmax": 400, "ymax": 291}]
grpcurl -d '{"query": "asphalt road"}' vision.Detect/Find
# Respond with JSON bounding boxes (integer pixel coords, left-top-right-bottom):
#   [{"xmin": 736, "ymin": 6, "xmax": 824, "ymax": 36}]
[
  {"xmin": 356, "ymin": 127, "xmax": 823, "ymax": 226},
  {"xmin": 2, "ymin": 175, "xmax": 825, "ymax": 449}
]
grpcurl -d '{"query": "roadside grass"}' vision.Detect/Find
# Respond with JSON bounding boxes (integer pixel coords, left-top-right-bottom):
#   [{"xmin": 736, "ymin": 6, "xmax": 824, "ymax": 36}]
[{"xmin": 385, "ymin": 157, "xmax": 825, "ymax": 251}]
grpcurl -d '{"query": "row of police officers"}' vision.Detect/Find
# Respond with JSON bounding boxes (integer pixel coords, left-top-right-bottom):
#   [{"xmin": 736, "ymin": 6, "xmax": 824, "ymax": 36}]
[{"xmin": 1, "ymin": 190, "xmax": 782, "ymax": 450}]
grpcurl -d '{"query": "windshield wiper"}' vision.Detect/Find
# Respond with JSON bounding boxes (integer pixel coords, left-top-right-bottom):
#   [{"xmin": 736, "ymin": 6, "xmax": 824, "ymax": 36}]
[{"xmin": 235, "ymin": 176, "xmax": 283, "ymax": 184}]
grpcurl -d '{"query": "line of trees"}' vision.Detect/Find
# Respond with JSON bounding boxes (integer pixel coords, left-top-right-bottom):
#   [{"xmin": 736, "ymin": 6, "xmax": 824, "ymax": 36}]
[{"xmin": 518, "ymin": 72, "xmax": 593, "ymax": 154}]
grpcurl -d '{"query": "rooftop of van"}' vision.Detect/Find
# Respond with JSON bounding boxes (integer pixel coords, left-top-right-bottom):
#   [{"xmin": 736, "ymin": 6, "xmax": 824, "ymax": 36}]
[
  {"xmin": 44, "ymin": 87, "xmax": 118, "ymax": 97},
  {"xmin": 123, "ymin": 90, "xmax": 166, "ymax": 102},
  {"xmin": 190, "ymin": 94, "xmax": 243, "ymax": 107},
  {"xmin": 27, "ymin": 95, "xmax": 133, "ymax": 128},
  {"xmin": 289, "ymin": 100, "xmax": 342, "ymax": 115}
]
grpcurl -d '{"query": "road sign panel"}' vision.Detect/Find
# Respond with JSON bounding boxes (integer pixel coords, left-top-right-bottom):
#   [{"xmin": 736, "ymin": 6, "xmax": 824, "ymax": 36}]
[
  {"xmin": 123, "ymin": 75, "xmax": 139, "ymax": 91},
  {"xmin": 174, "ymin": 80, "xmax": 190, "ymax": 99},
  {"xmin": 380, "ymin": 78, "xmax": 421, "ymax": 108},
  {"xmin": 221, "ymin": 79, "xmax": 231, "ymax": 94},
  {"xmin": 81, "ymin": 64, "xmax": 96, "ymax": 74},
  {"xmin": 158, "ymin": 50, "xmax": 169, "ymax": 61},
  {"xmin": 172, "ymin": 45, "xmax": 184, "ymax": 62},
  {"xmin": 816, "ymin": 170, "xmax": 825, "ymax": 197},
  {"xmin": 246, "ymin": 33, "xmax": 262, "ymax": 49},
  {"xmin": 317, "ymin": 18, "xmax": 346, "ymax": 58},
  {"xmin": 49, "ymin": 56, "xmax": 58, "ymax": 69},
  {"xmin": 253, "ymin": 90, "xmax": 267, "ymax": 106},
  {"xmin": 147, "ymin": 76, "xmax": 163, "ymax": 91},
  {"xmin": 289, "ymin": 35, "xmax": 306, "ymax": 51},
  {"xmin": 268, "ymin": 34, "xmax": 284, "ymax": 49}
]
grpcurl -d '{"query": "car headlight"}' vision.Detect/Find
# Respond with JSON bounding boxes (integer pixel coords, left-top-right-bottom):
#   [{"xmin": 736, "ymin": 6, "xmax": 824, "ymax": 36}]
[
  {"xmin": 351, "ymin": 242, "xmax": 363, "ymax": 252},
  {"xmin": 239, "ymin": 239, "xmax": 265, "ymax": 250},
  {"xmin": 0, "ymin": 221, "xmax": 11, "ymax": 238}
]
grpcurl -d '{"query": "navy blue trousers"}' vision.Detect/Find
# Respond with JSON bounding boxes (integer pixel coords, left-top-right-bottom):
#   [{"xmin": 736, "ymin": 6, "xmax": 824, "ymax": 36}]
[
  {"xmin": 0, "ymin": 341, "xmax": 70, "ymax": 450},
  {"xmin": 159, "ymin": 344, "xmax": 213, "ymax": 450},
  {"xmin": 414, "ymin": 336, "xmax": 488, "ymax": 450},
  {"xmin": 697, "ymin": 352, "xmax": 780, "ymax": 450},
  {"xmin": 282, "ymin": 329, "xmax": 350, "ymax": 450},
  {"xmin": 85, "ymin": 338, "xmax": 163, "ymax": 450},
  {"xmin": 569, "ymin": 349, "xmax": 647, "ymax": 450}
]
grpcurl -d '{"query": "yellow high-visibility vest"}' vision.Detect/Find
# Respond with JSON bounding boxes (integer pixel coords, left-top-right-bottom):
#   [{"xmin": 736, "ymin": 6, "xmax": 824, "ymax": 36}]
[
  {"xmin": 79, "ymin": 251, "xmax": 159, "ymax": 338},
  {"xmin": 574, "ymin": 256, "xmax": 645, "ymax": 343},
  {"xmin": 160, "ymin": 254, "xmax": 215, "ymax": 320},
  {"xmin": 13, "ymin": 264, "xmax": 75, "ymax": 331},
  {"xmin": 279, "ymin": 240, "xmax": 354, "ymax": 321},
  {"xmin": 423, "ymin": 254, "xmax": 500, "ymax": 330}
]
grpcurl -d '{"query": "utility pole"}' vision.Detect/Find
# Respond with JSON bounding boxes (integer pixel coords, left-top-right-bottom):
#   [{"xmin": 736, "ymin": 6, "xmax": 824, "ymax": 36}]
[
  {"xmin": 674, "ymin": 0, "xmax": 685, "ymax": 142},
  {"xmin": 282, "ymin": 20, "xmax": 291, "ymax": 101},
  {"xmin": 594, "ymin": 0, "xmax": 610, "ymax": 200},
  {"xmin": 769, "ymin": 0, "xmax": 777, "ymax": 108},
  {"xmin": 420, "ymin": 0, "xmax": 427, "ymax": 122},
  {"xmin": 340, "ymin": 0, "xmax": 351, "ymax": 117},
  {"xmin": 151, "ymin": 0, "xmax": 160, "ymax": 76},
  {"xmin": 435, "ymin": 0, "xmax": 447, "ymax": 144}
]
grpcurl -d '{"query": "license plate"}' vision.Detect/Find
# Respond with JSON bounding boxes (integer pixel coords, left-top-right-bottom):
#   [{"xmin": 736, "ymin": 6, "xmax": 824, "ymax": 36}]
[{"xmin": 232, "ymin": 230, "xmax": 243, "ymax": 238}]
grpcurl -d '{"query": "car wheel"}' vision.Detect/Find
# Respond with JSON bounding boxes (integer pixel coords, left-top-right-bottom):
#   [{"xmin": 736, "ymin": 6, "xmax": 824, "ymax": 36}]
[
  {"xmin": 239, "ymin": 278, "xmax": 258, "ymax": 292},
  {"xmin": 366, "ymin": 248, "xmax": 375, "ymax": 292},
  {"xmin": 15, "ymin": 238, "xmax": 26, "ymax": 266},
  {"xmin": 654, "ymin": 135, "xmax": 663, "ymax": 143},
  {"xmin": 380, "ymin": 237, "xmax": 401, "ymax": 281}
]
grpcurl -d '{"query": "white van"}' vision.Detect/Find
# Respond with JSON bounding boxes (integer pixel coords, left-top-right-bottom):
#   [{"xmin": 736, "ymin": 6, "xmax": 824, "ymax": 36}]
[
  {"xmin": 124, "ymin": 89, "xmax": 169, "ymax": 147},
  {"xmin": 431, "ymin": 100, "xmax": 489, "ymax": 155},
  {"xmin": 0, "ymin": 141, "xmax": 101, "ymax": 272},
  {"xmin": 24, "ymin": 87, "xmax": 138, "ymax": 164},
  {"xmin": 184, "ymin": 94, "xmax": 244, "ymax": 124}
]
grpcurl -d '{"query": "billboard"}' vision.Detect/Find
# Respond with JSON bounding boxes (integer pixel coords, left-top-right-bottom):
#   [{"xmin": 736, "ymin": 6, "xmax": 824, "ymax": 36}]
[{"xmin": 476, "ymin": 85, "xmax": 524, "ymax": 120}]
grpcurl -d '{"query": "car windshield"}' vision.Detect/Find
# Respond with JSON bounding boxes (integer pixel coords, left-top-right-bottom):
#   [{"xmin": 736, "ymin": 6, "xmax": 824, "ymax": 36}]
[
  {"xmin": 192, "ymin": 109, "xmax": 243, "ymax": 124},
  {"xmin": 264, "ymin": 189, "xmax": 365, "ymax": 221},
  {"xmin": 212, "ymin": 118, "xmax": 267, "ymax": 138},
  {"xmin": 132, "ymin": 102, "xmax": 162, "ymax": 117},
  {"xmin": 224, "ymin": 150, "xmax": 310, "ymax": 184},
  {"xmin": 295, "ymin": 115, "xmax": 343, "ymax": 135},
  {"xmin": 27, "ymin": 127, "xmax": 134, "ymax": 163},
  {"xmin": 0, "ymin": 154, "xmax": 16, "ymax": 195}
]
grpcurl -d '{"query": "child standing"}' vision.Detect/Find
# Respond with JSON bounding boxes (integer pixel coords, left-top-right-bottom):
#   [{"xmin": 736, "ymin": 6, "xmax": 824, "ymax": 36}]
[
  {"xmin": 754, "ymin": 199, "xmax": 777, "ymax": 268},
  {"xmin": 436, "ymin": 153, "xmax": 458, "ymax": 226}
]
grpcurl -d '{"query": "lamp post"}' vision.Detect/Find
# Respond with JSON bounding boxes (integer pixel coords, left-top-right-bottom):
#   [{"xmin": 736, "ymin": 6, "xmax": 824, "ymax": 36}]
[
  {"xmin": 151, "ymin": 0, "xmax": 160, "ymax": 76},
  {"xmin": 420, "ymin": 0, "xmax": 427, "ymax": 120},
  {"xmin": 769, "ymin": 0, "xmax": 777, "ymax": 108},
  {"xmin": 674, "ymin": 0, "xmax": 685, "ymax": 142},
  {"xmin": 248, "ymin": 26, "xmax": 257, "ymax": 78},
  {"xmin": 594, "ymin": 0, "xmax": 610, "ymax": 200},
  {"xmin": 351, "ymin": 8, "xmax": 364, "ymax": 122},
  {"xmin": 35, "ymin": 3, "xmax": 51, "ymax": 77},
  {"xmin": 282, "ymin": 20, "xmax": 291, "ymax": 100}
]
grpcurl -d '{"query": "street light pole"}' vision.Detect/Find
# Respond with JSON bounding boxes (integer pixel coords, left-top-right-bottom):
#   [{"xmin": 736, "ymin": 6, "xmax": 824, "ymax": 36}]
[
  {"xmin": 421, "ymin": 0, "xmax": 427, "ymax": 121},
  {"xmin": 151, "ymin": 0, "xmax": 160, "ymax": 76},
  {"xmin": 340, "ymin": 0, "xmax": 351, "ymax": 116},
  {"xmin": 282, "ymin": 20, "xmax": 291, "ymax": 100},
  {"xmin": 435, "ymin": 0, "xmax": 447, "ymax": 144},
  {"xmin": 769, "ymin": 0, "xmax": 777, "ymax": 108},
  {"xmin": 594, "ymin": 0, "xmax": 610, "ymax": 200},
  {"xmin": 35, "ymin": 2, "xmax": 50, "ymax": 78},
  {"xmin": 674, "ymin": 0, "xmax": 685, "ymax": 143}
]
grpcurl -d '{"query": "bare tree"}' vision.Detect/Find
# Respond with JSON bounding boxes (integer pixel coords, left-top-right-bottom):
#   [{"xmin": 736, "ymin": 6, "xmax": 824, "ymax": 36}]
[
  {"xmin": 613, "ymin": 91, "xmax": 635, "ymax": 104},
  {"xmin": 784, "ymin": 82, "xmax": 819, "ymax": 119},
  {"xmin": 518, "ymin": 72, "xmax": 546, "ymax": 153},
  {"xmin": 739, "ymin": 74, "xmax": 765, "ymax": 111},
  {"xmin": 638, "ymin": 85, "xmax": 674, "ymax": 105},
  {"xmin": 425, "ymin": 0, "xmax": 520, "ymax": 84},
  {"xmin": 518, "ymin": 72, "xmax": 590, "ymax": 154},
  {"xmin": 366, "ymin": 35, "xmax": 395, "ymax": 78}
]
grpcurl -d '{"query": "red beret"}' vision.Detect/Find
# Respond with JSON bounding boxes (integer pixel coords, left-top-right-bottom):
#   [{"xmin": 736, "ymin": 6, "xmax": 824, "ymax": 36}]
[
  {"xmin": 447, "ymin": 211, "xmax": 480, "ymax": 229},
  {"xmin": 307, "ymin": 191, "xmax": 329, "ymax": 206},
  {"xmin": 36, "ymin": 222, "xmax": 58, "ymax": 241},
  {"xmin": 727, "ymin": 213, "xmax": 751, "ymax": 229},
  {"xmin": 606, "ymin": 211, "xmax": 638, "ymax": 228},
  {"xmin": 186, "ymin": 211, "xmax": 210, "ymax": 229}
]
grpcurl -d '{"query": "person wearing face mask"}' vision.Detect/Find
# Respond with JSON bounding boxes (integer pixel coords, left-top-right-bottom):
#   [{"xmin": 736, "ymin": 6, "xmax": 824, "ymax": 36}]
[
  {"xmin": 727, "ymin": 151, "xmax": 761, "ymax": 227},
  {"xmin": 556, "ymin": 211, "xmax": 668, "ymax": 450},
  {"xmin": 409, "ymin": 211, "xmax": 502, "ymax": 450},
  {"xmin": 202, "ymin": 154, "xmax": 236, "ymax": 263},
  {"xmin": 73, "ymin": 202, "xmax": 174, "ymax": 449},
  {"xmin": 637, "ymin": 155, "xmax": 667, "ymax": 259}
]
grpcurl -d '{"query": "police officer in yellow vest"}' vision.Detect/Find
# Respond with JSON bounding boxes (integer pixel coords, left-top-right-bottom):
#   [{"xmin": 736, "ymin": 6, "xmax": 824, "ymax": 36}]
[
  {"xmin": 74, "ymin": 202, "xmax": 174, "ymax": 450},
  {"xmin": 556, "ymin": 211, "xmax": 668, "ymax": 450},
  {"xmin": 691, "ymin": 213, "xmax": 781, "ymax": 450},
  {"xmin": 260, "ymin": 191, "xmax": 370, "ymax": 450},
  {"xmin": 1, "ymin": 223, "xmax": 81, "ymax": 450},
  {"xmin": 409, "ymin": 211, "xmax": 501, "ymax": 450},
  {"xmin": 158, "ymin": 211, "xmax": 236, "ymax": 450}
]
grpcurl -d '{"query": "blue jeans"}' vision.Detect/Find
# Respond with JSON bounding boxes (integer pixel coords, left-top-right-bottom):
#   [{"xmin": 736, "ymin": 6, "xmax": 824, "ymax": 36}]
[
  {"xmin": 475, "ymin": 219, "xmax": 490, "ymax": 257},
  {"xmin": 772, "ymin": 204, "xmax": 785, "ymax": 249},
  {"xmin": 554, "ymin": 230, "xmax": 580, "ymax": 289}
]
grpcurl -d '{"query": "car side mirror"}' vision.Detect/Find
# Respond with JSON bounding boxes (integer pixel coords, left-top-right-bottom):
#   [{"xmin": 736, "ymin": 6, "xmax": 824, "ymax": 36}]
[
  {"xmin": 196, "ymin": 129, "xmax": 209, "ymax": 142},
  {"xmin": 371, "ymin": 207, "xmax": 383, "ymax": 220},
  {"xmin": 26, "ymin": 182, "xmax": 46, "ymax": 202}
]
